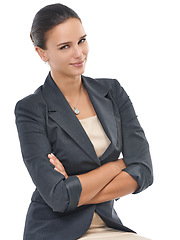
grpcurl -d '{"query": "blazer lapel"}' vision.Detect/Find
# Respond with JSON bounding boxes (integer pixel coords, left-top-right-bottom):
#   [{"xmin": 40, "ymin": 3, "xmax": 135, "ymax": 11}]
[
  {"xmin": 42, "ymin": 73, "xmax": 118, "ymax": 163},
  {"xmin": 82, "ymin": 76, "xmax": 118, "ymax": 161}
]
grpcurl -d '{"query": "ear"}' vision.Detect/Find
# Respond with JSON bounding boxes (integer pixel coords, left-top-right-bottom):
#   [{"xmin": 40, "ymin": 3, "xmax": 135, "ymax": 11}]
[{"xmin": 35, "ymin": 46, "xmax": 48, "ymax": 62}]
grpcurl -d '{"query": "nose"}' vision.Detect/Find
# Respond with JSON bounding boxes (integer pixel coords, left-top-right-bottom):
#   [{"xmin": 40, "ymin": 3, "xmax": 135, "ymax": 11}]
[{"xmin": 73, "ymin": 45, "xmax": 83, "ymax": 59}]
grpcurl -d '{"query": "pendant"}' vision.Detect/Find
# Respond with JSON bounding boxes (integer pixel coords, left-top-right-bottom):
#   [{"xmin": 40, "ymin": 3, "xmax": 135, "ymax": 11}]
[{"xmin": 74, "ymin": 107, "xmax": 80, "ymax": 115}]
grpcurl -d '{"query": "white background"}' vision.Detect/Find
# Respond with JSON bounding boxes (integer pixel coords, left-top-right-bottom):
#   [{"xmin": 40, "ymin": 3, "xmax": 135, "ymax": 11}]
[{"xmin": 1, "ymin": 0, "xmax": 180, "ymax": 239}]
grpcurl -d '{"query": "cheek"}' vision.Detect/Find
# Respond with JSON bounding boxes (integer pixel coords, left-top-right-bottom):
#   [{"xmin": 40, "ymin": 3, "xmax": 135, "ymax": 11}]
[
  {"xmin": 51, "ymin": 52, "xmax": 69, "ymax": 66},
  {"xmin": 83, "ymin": 42, "xmax": 89, "ymax": 55}
]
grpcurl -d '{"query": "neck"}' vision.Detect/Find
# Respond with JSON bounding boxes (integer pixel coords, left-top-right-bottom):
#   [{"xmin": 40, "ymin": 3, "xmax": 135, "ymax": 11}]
[{"xmin": 50, "ymin": 70, "xmax": 83, "ymax": 100}]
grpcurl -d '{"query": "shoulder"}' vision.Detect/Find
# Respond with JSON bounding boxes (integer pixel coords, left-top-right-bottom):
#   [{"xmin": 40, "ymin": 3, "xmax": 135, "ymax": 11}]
[
  {"xmin": 96, "ymin": 78, "xmax": 124, "ymax": 94},
  {"xmin": 86, "ymin": 76, "xmax": 121, "ymax": 88},
  {"xmin": 88, "ymin": 76, "xmax": 131, "ymax": 110},
  {"xmin": 84, "ymin": 75, "xmax": 124, "ymax": 94},
  {"xmin": 14, "ymin": 85, "xmax": 47, "ymax": 120},
  {"xmin": 85, "ymin": 76, "xmax": 127, "ymax": 100}
]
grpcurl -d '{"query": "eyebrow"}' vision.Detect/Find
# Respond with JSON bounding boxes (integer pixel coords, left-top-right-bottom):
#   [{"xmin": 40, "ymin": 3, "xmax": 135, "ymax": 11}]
[{"xmin": 57, "ymin": 34, "xmax": 87, "ymax": 47}]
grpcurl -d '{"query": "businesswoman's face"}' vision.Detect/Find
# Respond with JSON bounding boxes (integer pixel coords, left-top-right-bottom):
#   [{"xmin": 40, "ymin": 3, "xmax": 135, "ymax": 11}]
[{"xmin": 36, "ymin": 18, "xmax": 89, "ymax": 78}]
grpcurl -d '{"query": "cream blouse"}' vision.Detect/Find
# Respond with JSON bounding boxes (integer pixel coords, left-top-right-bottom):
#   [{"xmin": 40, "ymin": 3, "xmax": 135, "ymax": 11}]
[
  {"xmin": 79, "ymin": 115, "xmax": 111, "ymax": 158},
  {"xmin": 79, "ymin": 115, "xmax": 111, "ymax": 228},
  {"xmin": 79, "ymin": 116, "xmax": 150, "ymax": 239}
]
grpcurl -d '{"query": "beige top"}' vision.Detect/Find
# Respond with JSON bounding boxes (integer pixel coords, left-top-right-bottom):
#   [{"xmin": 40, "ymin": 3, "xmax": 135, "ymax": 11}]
[
  {"xmin": 79, "ymin": 115, "xmax": 111, "ymax": 158},
  {"xmin": 79, "ymin": 117, "xmax": 150, "ymax": 239},
  {"xmin": 79, "ymin": 115, "xmax": 110, "ymax": 228}
]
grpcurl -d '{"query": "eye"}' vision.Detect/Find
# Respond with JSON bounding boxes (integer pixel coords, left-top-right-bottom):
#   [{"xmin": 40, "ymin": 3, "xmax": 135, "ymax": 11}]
[
  {"xmin": 60, "ymin": 45, "xmax": 69, "ymax": 50},
  {"xmin": 78, "ymin": 38, "xmax": 86, "ymax": 44}
]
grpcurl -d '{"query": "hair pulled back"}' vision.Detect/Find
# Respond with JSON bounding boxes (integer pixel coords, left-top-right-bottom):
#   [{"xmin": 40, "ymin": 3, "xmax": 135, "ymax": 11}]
[{"xmin": 30, "ymin": 3, "xmax": 81, "ymax": 49}]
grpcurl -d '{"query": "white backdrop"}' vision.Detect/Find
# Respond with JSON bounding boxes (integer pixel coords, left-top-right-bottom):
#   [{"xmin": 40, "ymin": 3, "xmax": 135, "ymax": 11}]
[{"xmin": 1, "ymin": 1, "xmax": 180, "ymax": 239}]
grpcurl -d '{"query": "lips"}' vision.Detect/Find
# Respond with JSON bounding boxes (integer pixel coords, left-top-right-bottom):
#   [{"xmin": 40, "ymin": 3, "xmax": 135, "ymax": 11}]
[{"xmin": 70, "ymin": 59, "xmax": 85, "ymax": 67}]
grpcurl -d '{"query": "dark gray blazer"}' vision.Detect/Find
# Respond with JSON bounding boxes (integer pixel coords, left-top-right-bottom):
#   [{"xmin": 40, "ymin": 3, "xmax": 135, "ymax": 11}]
[{"xmin": 15, "ymin": 73, "xmax": 153, "ymax": 240}]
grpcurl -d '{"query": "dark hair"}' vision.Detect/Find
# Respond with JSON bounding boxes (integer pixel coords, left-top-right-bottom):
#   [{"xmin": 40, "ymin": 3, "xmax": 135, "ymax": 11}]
[{"xmin": 30, "ymin": 3, "xmax": 81, "ymax": 49}]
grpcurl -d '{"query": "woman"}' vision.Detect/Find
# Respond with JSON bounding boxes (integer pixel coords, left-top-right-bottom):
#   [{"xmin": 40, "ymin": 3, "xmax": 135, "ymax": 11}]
[{"xmin": 15, "ymin": 3, "xmax": 153, "ymax": 240}]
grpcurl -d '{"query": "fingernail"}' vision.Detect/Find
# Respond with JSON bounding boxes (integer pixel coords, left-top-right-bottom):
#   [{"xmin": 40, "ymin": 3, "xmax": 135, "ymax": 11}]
[
  {"xmin": 50, "ymin": 158, "xmax": 54, "ymax": 162},
  {"xmin": 51, "ymin": 153, "xmax": 55, "ymax": 156}
]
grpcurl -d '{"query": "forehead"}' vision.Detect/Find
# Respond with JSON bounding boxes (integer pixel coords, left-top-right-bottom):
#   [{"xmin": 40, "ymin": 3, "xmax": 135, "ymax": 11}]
[{"xmin": 46, "ymin": 18, "xmax": 85, "ymax": 45}]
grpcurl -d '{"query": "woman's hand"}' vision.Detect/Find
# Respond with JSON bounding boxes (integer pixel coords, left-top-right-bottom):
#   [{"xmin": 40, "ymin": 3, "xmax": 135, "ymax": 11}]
[{"xmin": 48, "ymin": 153, "xmax": 68, "ymax": 179}]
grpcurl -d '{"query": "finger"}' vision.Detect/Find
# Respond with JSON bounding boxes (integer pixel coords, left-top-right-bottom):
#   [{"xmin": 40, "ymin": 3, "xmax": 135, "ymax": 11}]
[
  {"xmin": 54, "ymin": 167, "xmax": 61, "ymax": 173},
  {"xmin": 48, "ymin": 154, "xmax": 58, "ymax": 167},
  {"xmin": 49, "ymin": 158, "xmax": 55, "ymax": 165},
  {"xmin": 48, "ymin": 154, "xmax": 64, "ymax": 171},
  {"xmin": 54, "ymin": 166, "xmax": 66, "ymax": 176},
  {"xmin": 48, "ymin": 154, "xmax": 68, "ymax": 178},
  {"xmin": 48, "ymin": 155, "xmax": 55, "ymax": 165},
  {"xmin": 48, "ymin": 153, "xmax": 56, "ymax": 161},
  {"xmin": 48, "ymin": 153, "xmax": 60, "ymax": 165},
  {"xmin": 51, "ymin": 161, "xmax": 63, "ymax": 173}
]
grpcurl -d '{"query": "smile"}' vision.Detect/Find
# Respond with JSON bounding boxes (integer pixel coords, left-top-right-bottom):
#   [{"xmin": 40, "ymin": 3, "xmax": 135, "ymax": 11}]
[{"xmin": 70, "ymin": 59, "xmax": 85, "ymax": 67}]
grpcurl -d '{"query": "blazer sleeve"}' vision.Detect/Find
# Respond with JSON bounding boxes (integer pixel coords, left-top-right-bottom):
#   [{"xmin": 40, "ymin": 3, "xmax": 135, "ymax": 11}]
[
  {"xmin": 113, "ymin": 79, "xmax": 153, "ymax": 193},
  {"xmin": 15, "ymin": 93, "xmax": 82, "ymax": 213}
]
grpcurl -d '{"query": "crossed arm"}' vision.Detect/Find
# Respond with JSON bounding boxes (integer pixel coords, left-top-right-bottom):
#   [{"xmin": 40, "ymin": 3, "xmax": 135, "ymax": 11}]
[{"xmin": 48, "ymin": 153, "xmax": 138, "ymax": 206}]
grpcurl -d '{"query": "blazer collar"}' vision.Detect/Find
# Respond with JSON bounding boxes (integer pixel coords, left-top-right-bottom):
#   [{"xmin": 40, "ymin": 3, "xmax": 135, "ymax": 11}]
[{"xmin": 42, "ymin": 72, "xmax": 117, "ymax": 164}]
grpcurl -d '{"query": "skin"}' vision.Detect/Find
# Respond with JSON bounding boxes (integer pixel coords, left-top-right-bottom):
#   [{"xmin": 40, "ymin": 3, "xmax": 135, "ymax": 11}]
[
  {"xmin": 48, "ymin": 154, "xmax": 138, "ymax": 206},
  {"xmin": 36, "ymin": 18, "xmax": 138, "ymax": 206},
  {"xmin": 36, "ymin": 18, "xmax": 89, "ymax": 105}
]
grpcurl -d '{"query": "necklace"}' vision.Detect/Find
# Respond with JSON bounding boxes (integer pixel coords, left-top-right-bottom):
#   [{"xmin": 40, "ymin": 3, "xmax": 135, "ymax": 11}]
[{"xmin": 68, "ymin": 84, "xmax": 84, "ymax": 115}]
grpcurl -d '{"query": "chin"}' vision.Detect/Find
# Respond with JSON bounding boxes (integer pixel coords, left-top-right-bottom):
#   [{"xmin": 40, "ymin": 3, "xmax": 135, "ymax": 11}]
[{"xmin": 71, "ymin": 67, "xmax": 86, "ymax": 77}]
